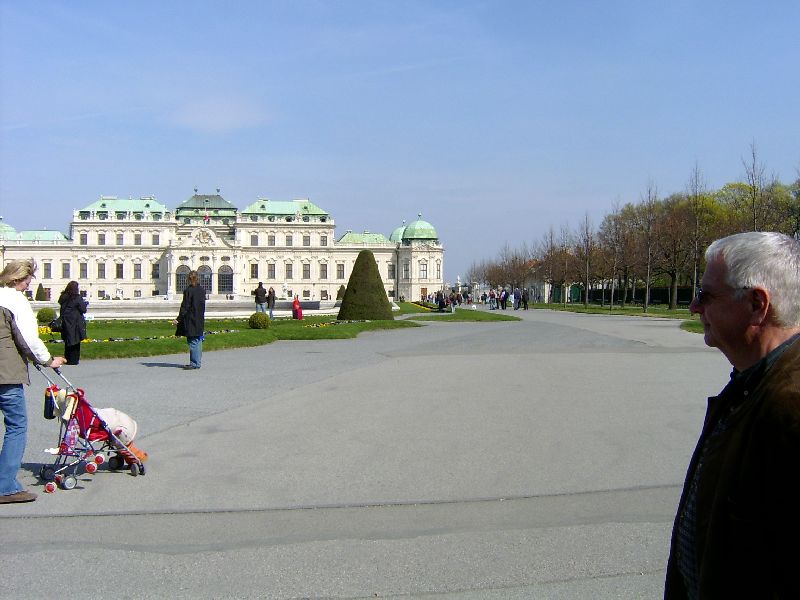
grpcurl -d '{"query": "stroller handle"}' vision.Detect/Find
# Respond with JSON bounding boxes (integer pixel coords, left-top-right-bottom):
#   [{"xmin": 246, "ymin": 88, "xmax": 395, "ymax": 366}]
[{"xmin": 33, "ymin": 363, "xmax": 75, "ymax": 390}]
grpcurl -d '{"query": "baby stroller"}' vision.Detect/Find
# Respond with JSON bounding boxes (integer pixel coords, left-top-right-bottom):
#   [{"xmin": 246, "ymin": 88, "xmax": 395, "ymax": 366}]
[{"xmin": 35, "ymin": 365, "xmax": 147, "ymax": 493}]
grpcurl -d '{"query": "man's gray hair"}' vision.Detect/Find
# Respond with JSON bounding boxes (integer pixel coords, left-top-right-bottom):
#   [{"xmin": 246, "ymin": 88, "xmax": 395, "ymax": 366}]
[{"xmin": 706, "ymin": 232, "xmax": 800, "ymax": 327}]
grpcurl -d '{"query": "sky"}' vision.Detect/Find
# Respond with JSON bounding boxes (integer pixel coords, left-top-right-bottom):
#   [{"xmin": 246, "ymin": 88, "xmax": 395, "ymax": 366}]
[{"xmin": 1, "ymin": 1, "xmax": 798, "ymax": 281}]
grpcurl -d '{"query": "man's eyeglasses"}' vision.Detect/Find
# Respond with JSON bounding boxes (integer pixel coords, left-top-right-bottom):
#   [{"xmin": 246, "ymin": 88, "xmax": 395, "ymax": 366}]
[{"xmin": 693, "ymin": 287, "xmax": 749, "ymax": 306}]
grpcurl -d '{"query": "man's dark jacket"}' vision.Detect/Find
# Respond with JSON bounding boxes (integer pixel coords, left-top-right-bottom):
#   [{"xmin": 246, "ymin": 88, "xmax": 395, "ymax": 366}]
[
  {"xmin": 176, "ymin": 284, "xmax": 205, "ymax": 338},
  {"xmin": 665, "ymin": 337, "xmax": 800, "ymax": 598}
]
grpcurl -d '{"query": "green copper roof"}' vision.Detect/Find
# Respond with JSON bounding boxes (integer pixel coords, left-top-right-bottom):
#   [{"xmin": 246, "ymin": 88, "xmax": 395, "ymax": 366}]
[
  {"xmin": 402, "ymin": 214, "xmax": 438, "ymax": 240},
  {"xmin": 389, "ymin": 222, "xmax": 406, "ymax": 243},
  {"xmin": 337, "ymin": 230, "xmax": 392, "ymax": 245},
  {"xmin": 241, "ymin": 198, "xmax": 329, "ymax": 216},
  {"xmin": 175, "ymin": 193, "xmax": 237, "ymax": 213},
  {"xmin": 0, "ymin": 229, "xmax": 68, "ymax": 242},
  {"xmin": 0, "ymin": 220, "xmax": 17, "ymax": 236},
  {"xmin": 80, "ymin": 196, "xmax": 169, "ymax": 213}
]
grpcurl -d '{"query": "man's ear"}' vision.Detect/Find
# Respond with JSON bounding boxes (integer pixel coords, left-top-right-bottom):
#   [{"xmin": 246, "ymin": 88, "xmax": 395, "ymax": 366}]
[{"xmin": 749, "ymin": 287, "xmax": 771, "ymax": 325}]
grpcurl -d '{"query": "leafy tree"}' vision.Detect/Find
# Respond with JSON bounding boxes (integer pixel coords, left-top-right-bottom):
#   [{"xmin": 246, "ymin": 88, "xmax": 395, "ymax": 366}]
[{"xmin": 337, "ymin": 250, "xmax": 393, "ymax": 320}]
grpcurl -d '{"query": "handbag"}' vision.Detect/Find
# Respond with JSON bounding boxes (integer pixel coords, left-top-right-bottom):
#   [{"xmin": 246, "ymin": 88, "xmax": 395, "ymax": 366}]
[{"xmin": 49, "ymin": 316, "xmax": 63, "ymax": 333}]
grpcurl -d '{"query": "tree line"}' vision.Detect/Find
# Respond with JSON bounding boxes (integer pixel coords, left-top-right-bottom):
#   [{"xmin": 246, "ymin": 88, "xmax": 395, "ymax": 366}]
[{"xmin": 468, "ymin": 145, "xmax": 800, "ymax": 310}]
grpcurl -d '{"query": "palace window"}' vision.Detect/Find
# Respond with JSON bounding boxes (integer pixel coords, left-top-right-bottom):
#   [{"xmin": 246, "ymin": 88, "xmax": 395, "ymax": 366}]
[
  {"xmin": 250, "ymin": 234, "xmax": 258, "ymax": 246},
  {"xmin": 98, "ymin": 263, "xmax": 106, "ymax": 279},
  {"xmin": 152, "ymin": 234, "xmax": 160, "ymax": 245},
  {"xmin": 303, "ymin": 235, "xmax": 310, "ymax": 247},
  {"xmin": 285, "ymin": 264, "xmax": 293, "ymax": 279},
  {"xmin": 62, "ymin": 263, "xmax": 70, "ymax": 278},
  {"xmin": 267, "ymin": 263, "xmax": 275, "ymax": 279},
  {"xmin": 198, "ymin": 266, "xmax": 212, "ymax": 293},
  {"xmin": 337, "ymin": 264, "xmax": 345, "ymax": 279},
  {"xmin": 98, "ymin": 233, "xmax": 105, "ymax": 245},
  {"xmin": 79, "ymin": 233, "xmax": 87, "ymax": 245},
  {"xmin": 321, "ymin": 235, "xmax": 328, "ymax": 247},
  {"xmin": 151, "ymin": 264, "xmax": 160, "ymax": 279},
  {"xmin": 419, "ymin": 262, "xmax": 428, "ymax": 279},
  {"xmin": 302, "ymin": 264, "xmax": 310, "ymax": 279},
  {"xmin": 268, "ymin": 235, "xmax": 276, "ymax": 246},
  {"xmin": 133, "ymin": 263, "xmax": 142, "ymax": 279},
  {"xmin": 285, "ymin": 234, "xmax": 293, "ymax": 246},
  {"xmin": 116, "ymin": 233, "xmax": 123, "ymax": 245},
  {"xmin": 388, "ymin": 263, "xmax": 395, "ymax": 279},
  {"xmin": 250, "ymin": 263, "xmax": 258, "ymax": 279},
  {"xmin": 79, "ymin": 263, "xmax": 87, "ymax": 279},
  {"xmin": 134, "ymin": 234, "xmax": 142, "ymax": 245},
  {"xmin": 320, "ymin": 263, "xmax": 328, "ymax": 279},
  {"xmin": 43, "ymin": 263, "xmax": 52, "ymax": 279},
  {"xmin": 218, "ymin": 266, "xmax": 233, "ymax": 294},
  {"xmin": 115, "ymin": 264, "xmax": 124, "ymax": 279}
]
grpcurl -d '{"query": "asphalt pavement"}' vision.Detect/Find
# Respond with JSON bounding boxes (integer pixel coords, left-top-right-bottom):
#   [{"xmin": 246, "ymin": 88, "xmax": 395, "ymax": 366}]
[{"xmin": 0, "ymin": 307, "xmax": 728, "ymax": 599}]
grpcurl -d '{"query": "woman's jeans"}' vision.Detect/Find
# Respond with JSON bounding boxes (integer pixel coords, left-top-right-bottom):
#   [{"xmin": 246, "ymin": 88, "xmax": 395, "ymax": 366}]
[
  {"xmin": 187, "ymin": 336, "xmax": 203, "ymax": 368},
  {"xmin": 0, "ymin": 384, "xmax": 27, "ymax": 495}
]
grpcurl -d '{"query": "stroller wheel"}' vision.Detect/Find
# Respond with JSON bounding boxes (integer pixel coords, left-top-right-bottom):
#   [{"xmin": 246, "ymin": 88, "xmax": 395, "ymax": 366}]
[
  {"xmin": 39, "ymin": 465, "xmax": 56, "ymax": 482},
  {"xmin": 94, "ymin": 453, "xmax": 106, "ymax": 465},
  {"xmin": 61, "ymin": 475, "xmax": 78, "ymax": 490},
  {"xmin": 85, "ymin": 462, "xmax": 98, "ymax": 474},
  {"xmin": 44, "ymin": 481, "xmax": 57, "ymax": 494},
  {"xmin": 108, "ymin": 455, "xmax": 124, "ymax": 470},
  {"xmin": 139, "ymin": 463, "xmax": 146, "ymax": 476},
  {"xmin": 129, "ymin": 463, "xmax": 140, "ymax": 477}
]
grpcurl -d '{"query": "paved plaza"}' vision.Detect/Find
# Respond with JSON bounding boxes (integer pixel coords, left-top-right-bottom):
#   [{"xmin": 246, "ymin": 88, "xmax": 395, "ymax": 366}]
[{"xmin": 0, "ymin": 308, "xmax": 728, "ymax": 599}]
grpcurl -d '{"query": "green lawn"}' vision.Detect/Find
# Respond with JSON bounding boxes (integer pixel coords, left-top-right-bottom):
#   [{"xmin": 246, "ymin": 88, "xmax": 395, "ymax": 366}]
[
  {"xmin": 407, "ymin": 308, "xmax": 520, "ymax": 322},
  {"xmin": 41, "ymin": 315, "xmax": 420, "ymax": 360}
]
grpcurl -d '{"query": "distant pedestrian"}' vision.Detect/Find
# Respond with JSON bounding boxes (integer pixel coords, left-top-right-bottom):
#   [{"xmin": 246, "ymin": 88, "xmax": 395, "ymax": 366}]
[
  {"xmin": 267, "ymin": 287, "xmax": 276, "ymax": 319},
  {"xmin": 292, "ymin": 295, "xmax": 303, "ymax": 320},
  {"xmin": 174, "ymin": 270, "xmax": 205, "ymax": 370},
  {"xmin": 522, "ymin": 289, "xmax": 529, "ymax": 310},
  {"xmin": 58, "ymin": 280, "xmax": 88, "ymax": 365},
  {"xmin": 253, "ymin": 282, "xmax": 267, "ymax": 313}
]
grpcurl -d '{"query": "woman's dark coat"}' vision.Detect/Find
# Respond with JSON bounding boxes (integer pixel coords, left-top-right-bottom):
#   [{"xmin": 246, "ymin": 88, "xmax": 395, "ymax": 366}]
[
  {"xmin": 58, "ymin": 293, "xmax": 87, "ymax": 346},
  {"xmin": 176, "ymin": 284, "xmax": 205, "ymax": 338}
]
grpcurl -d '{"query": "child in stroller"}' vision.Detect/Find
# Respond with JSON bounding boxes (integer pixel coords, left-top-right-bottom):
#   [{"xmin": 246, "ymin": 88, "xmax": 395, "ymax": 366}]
[{"xmin": 37, "ymin": 366, "xmax": 148, "ymax": 492}]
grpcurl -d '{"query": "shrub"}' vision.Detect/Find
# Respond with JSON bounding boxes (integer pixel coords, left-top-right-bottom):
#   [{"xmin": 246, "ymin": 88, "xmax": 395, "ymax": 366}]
[
  {"xmin": 35, "ymin": 283, "xmax": 47, "ymax": 301},
  {"xmin": 37, "ymin": 307, "xmax": 56, "ymax": 324},
  {"xmin": 337, "ymin": 250, "xmax": 393, "ymax": 321},
  {"xmin": 336, "ymin": 285, "xmax": 346, "ymax": 300},
  {"xmin": 248, "ymin": 312, "xmax": 271, "ymax": 329}
]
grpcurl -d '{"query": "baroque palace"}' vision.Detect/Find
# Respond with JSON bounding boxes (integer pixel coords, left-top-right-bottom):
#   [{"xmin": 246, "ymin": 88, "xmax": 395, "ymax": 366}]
[{"xmin": 0, "ymin": 192, "xmax": 444, "ymax": 303}]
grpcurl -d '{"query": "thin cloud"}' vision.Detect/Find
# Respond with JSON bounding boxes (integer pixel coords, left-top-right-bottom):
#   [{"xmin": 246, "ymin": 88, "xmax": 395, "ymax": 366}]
[{"xmin": 170, "ymin": 96, "xmax": 271, "ymax": 134}]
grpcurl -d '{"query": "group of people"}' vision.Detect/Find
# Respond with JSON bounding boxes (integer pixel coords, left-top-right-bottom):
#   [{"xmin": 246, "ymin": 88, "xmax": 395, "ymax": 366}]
[
  {"xmin": 3, "ymin": 231, "xmax": 800, "ymax": 599},
  {"xmin": 252, "ymin": 283, "xmax": 276, "ymax": 319},
  {"xmin": 482, "ymin": 287, "xmax": 530, "ymax": 310}
]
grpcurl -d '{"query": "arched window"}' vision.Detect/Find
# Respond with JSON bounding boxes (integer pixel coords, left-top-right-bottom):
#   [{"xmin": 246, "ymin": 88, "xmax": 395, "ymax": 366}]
[
  {"xmin": 175, "ymin": 265, "xmax": 190, "ymax": 293},
  {"xmin": 198, "ymin": 265, "xmax": 213, "ymax": 294},
  {"xmin": 218, "ymin": 265, "xmax": 233, "ymax": 294}
]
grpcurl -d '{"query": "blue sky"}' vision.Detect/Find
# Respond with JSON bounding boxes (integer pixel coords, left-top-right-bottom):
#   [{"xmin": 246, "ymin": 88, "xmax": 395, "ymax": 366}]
[{"xmin": 1, "ymin": 0, "xmax": 798, "ymax": 281}]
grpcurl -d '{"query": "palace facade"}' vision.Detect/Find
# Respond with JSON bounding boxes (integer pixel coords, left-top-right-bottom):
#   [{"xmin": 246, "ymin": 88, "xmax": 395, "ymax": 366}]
[{"xmin": 0, "ymin": 192, "xmax": 444, "ymax": 303}]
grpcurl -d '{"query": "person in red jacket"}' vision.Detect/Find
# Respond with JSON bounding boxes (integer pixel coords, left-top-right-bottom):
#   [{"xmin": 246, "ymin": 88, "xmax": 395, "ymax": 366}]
[{"xmin": 292, "ymin": 295, "xmax": 303, "ymax": 320}]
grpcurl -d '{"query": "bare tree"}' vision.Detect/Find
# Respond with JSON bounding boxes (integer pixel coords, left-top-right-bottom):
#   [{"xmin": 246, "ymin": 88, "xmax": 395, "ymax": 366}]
[
  {"xmin": 686, "ymin": 162, "xmax": 707, "ymax": 298},
  {"xmin": 636, "ymin": 181, "xmax": 659, "ymax": 313},
  {"xmin": 742, "ymin": 141, "xmax": 767, "ymax": 231},
  {"xmin": 575, "ymin": 212, "xmax": 595, "ymax": 306}
]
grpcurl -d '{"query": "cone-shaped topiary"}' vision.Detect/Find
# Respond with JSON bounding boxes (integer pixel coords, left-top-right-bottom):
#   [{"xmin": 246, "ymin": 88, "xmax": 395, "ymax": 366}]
[
  {"xmin": 336, "ymin": 284, "xmax": 346, "ymax": 300},
  {"xmin": 337, "ymin": 250, "xmax": 393, "ymax": 320},
  {"xmin": 35, "ymin": 283, "xmax": 47, "ymax": 301}
]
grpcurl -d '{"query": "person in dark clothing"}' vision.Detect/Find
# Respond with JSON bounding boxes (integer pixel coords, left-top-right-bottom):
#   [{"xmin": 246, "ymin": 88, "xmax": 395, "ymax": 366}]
[
  {"xmin": 665, "ymin": 232, "xmax": 800, "ymax": 599},
  {"xmin": 58, "ymin": 280, "xmax": 87, "ymax": 365},
  {"xmin": 174, "ymin": 270, "xmax": 206, "ymax": 370},
  {"xmin": 266, "ymin": 287, "xmax": 276, "ymax": 320},
  {"xmin": 253, "ymin": 282, "xmax": 267, "ymax": 313}
]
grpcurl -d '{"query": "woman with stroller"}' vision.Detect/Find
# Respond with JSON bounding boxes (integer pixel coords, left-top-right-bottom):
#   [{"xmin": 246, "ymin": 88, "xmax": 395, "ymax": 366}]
[
  {"xmin": 0, "ymin": 259, "xmax": 66, "ymax": 504},
  {"xmin": 174, "ymin": 270, "xmax": 205, "ymax": 370},
  {"xmin": 58, "ymin": 280, "xmax": 88, "ymax": 365}
]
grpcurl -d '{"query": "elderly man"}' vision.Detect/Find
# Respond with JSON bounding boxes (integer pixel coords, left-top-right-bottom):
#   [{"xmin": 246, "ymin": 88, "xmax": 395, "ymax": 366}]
[{"xmin": 665, "ymin": 232, "xmax": 800, "ymax": 598}]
